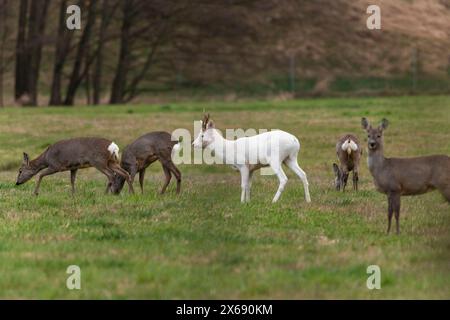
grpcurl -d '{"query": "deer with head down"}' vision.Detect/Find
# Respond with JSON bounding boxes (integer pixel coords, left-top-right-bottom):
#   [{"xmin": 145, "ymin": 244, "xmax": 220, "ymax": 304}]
[
  {"xmin": 361, "ymin": 117, "xmax": 450, "ymax": 234},
  {"xmin": 333, "ymin": 134, "xmax": 362, "ymax": 191},
  {"xmin": 16, "ymin": 137, "xmax": 134, "ymax": 195},
  {"xmin": 110, "ymin": 131, "xmax": 182, "ymax": 195}
]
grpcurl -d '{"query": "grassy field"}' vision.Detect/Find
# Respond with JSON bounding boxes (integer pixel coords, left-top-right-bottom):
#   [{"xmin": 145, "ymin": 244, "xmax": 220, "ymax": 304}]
[{"xmin": 0, "ymin": 95, "xmax": 449, "ymax": 299}]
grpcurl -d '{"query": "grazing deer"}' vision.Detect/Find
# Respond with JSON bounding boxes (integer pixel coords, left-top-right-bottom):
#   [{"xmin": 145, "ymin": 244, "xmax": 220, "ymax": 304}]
[
  {"xmin": 333, "ymin": 134, "xmax": 362, "ymax": 191},
  {"xmin": 361, "ymin": 118, "xmax": 450, "ymax": 234},
  {"xmin": 192, "ymin": 114, "xmax": 311, "ymax": 203},
  {"xmin": 110, "ymin": 131, "xmax": 182, "ymax": 195},
  {"xmin": 15, "ymin": 137, "xmax": 134, "ymax": 195}
]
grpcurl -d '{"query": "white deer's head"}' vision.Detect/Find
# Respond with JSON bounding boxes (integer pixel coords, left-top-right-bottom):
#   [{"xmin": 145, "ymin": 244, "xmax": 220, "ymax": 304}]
[{"xmin": 192, "ymin": 114, "xmax": 216, "ymax": 148}]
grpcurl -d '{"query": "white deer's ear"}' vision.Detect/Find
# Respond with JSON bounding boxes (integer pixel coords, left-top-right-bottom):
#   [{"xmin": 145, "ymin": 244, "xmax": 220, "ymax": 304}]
[
  {"xmin": 379, "ymin": 118, "xmax": 389, "ymax": 130},
  {"xmin": 207, "ymin": 120, "xmax": 215, "ymax": 129},
  {"xmin": 23, "ymin": 152, "xmax": 30, "ymax": 165}
]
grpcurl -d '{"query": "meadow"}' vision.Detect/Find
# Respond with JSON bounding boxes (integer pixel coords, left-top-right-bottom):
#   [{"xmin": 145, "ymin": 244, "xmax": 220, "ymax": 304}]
[{"xmin": 0, "ymin": 95, "xmax": 449, "ymax": 299}]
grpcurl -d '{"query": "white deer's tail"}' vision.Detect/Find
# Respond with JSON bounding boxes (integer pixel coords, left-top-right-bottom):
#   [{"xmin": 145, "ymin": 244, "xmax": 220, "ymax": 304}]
[
  {"xmin": 341, "ymin": 139, "xmax": 358, "ymax": 155},
  {"xmin": 108, "ymin": 142, "xmax": 120, "ymax": 160}
]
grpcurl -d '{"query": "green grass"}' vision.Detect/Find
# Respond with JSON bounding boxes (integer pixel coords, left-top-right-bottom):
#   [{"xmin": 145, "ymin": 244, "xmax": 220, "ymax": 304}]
[{"xmin": 0, "ymin": 95, "xmax": 449, "ymax": 299}]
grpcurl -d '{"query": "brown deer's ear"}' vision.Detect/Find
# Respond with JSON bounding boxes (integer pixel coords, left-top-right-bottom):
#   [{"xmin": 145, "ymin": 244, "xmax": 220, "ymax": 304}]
[
  {"xmin": 379, "ymin": 118, "xmax": 389, "ymax": 130},
  {"xmin": 23, "ymin": 152, "xmax": 30, "ymax": 165},
  {"xmin": 361, "ymin": 117, "xmax": 370, "ymax": 130},
  {"xmin": 332, "ymin": 163, "xmax": 340, "ymax": 177}
]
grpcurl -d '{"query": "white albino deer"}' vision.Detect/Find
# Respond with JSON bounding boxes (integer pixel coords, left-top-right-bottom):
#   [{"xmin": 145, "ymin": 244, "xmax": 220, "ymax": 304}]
[{"xmin": 192, "ymin": 114, "xmax": 311, "ymax": 203}]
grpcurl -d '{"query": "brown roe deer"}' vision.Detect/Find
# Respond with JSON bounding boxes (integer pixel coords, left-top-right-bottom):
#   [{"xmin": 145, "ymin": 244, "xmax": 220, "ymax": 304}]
[
  {"xmin": 16, "ymin": 137, "xmax": 134, "ymax": 195},
  {"xmin": 110, "ymin": 131, "xmax": 182, "ymax": 195},
  {"xmin": 333, "ymin": 134, "xmax": 362, "ymax": 191},
  {"xmin": 361, "ymin": 118, "xmax": 450, "ymax": 234}
]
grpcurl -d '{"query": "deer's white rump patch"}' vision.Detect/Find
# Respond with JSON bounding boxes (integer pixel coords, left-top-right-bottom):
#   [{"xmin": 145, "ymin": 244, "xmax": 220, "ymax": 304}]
[
  {"xmin": 341, "ymin": 139, "xmax": 358, "ymax": 155},
  {"xmin": 172, "ymin": 142, "xmax": 182, "ymax": 153},
  {"xmin": 108, "ymin": 142, "xmax": 120, "ymax": 159}
]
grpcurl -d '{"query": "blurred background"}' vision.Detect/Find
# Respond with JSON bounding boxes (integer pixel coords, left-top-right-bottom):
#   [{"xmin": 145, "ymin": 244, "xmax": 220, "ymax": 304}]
[{"xmin": 0, "ymin": 0, "xmax": 449, "ymax": 107}]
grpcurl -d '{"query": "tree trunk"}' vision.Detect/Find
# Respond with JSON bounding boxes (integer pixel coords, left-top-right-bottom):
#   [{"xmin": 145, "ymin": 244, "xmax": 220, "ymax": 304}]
[
  {"xmin": 110, "ymin": 0, "xmax": 133, "ymax": 104},
  {"xmin": 64, "ymin": 0, "xmax": 97, "ymax": 106},
  {"xmin": 93, "ymin": 0, "xmax": 110, "ymax": 105},
  {"xmin": 0, "ymin": 0, "xmax": 8, "ymax": 107},
  {"xmin": 26, "ymin": 0, "xmax": 50, "ymax": 106},
  {"xmin": 49, "ymin": 0, "xmax": 73, "ymax": 106},
  {"xmin": 84, "ymin": 34, "xmax": 92, "ymax": 105},
  {"xmin": 14, "ymin": 0, "xmax": 28, "ymax": 102},
  {"xmin": 0, "ymin": 0, "xmax": 6, "ymax": 107},
  {"xmin": 0, "ymin": 9, "xmax": 2, "ymax": 107}
]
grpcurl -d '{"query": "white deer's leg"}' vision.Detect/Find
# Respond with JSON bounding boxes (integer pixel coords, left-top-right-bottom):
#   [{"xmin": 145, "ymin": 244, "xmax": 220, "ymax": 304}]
[
  {"xmin": 285, "ymin": 157, "xmax": 311, "ymax": 203},
  {"xmin": 271, "ymin": 163, "xmax": 288, "ymax": 203},
  {"xmin": 240, "ymin": 166, "xmax": 249, "ymax": 203}
]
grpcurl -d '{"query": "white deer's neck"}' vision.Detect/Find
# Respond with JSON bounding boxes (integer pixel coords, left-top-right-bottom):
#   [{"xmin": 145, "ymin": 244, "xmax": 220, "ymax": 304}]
[{"xmin": 206, "ymin": 130, "xmax": 237, "ymax": 165}]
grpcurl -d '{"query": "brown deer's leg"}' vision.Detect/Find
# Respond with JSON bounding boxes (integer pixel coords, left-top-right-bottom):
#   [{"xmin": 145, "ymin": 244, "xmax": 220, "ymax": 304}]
[
  {"xmin": 387, "ymin": 194, "xmax": 394, "ymax": 234},
  {"xmin": 161, "ymin": 159, "xmax": 181, "ymax": 194},
  {"xmin": 246, "ymin": 170, "xmax": 254, "ymax": 202},
  {"xmin": 70, "ymin": 169, "xmax": 77, "ymax": 195},
  {"xmin": 106, "ymin": 182, "xmax": 111, "ymax": 193},
  {"xmin": 169, "ymin": 162, "xmax": 181, "ymax": 194},
  {"xmin": 95, "ymin": 166, "xmax": 114, "ymax": 194},
  {"xmin": 393, "ymin": 194, "xmax": 401, "ymax": 235},
  {"xmin": 342, "ymin": 170, "xmax": 349, "ymax": 192},
  {"xmin": 439, "ymin": 186, "xmax": 450, "ymax": 203},
  {"xmin": 353, "ymin": 170, "xmax": 359, "ymax": 191},
  {"xmin": 34, "ymin": 167, "xmax": 58, "ymax": 196},
  {"xmin": 138, "ymin": 169, "xmax": 146, "ymax": 194},
  {"xmin": 160, "ymin": 166, "xmax": 171, "ymax": 194},
  {"xmin": 128, "ymin": 166, "xmax": 137, "ymax": 184}
]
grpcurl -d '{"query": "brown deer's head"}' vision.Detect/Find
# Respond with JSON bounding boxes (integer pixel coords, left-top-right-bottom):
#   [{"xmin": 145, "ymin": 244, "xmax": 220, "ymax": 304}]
[
  {"xmin": 16, "ymin": 152, "xmax": 39, "ymax": 185},
  {"xmin": 361, "ymin": 118, "xmax": 388, "ymax": 151},
  {"xmin": 110, "ymin": 174, "xmax": 126, "ymax": 194}
]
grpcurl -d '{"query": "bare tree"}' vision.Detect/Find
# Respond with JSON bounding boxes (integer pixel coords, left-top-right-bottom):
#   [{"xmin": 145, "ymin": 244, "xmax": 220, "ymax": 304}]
[
  {"xmin": 110, "ymin": 0, "xmax": 185, "ymax": 104},
  {"xmin": 92, "ymin": 0, "xmax": 118, "ymax": 105},
  {"xmin": 27, "ymin": 0, "xmax": 51, "ymax": 105},
  {"xmin": 109, "ymin": 0, "xmax": 134, "ymax": 104},
  {"xmin": 14, "ymin": 0, "xmax": 50, "ymax": 106},
  {"xmin": 15, "ymin": 0, "xmax": 28, "ymax": 102},
  {"xmin": 64, "ymin": 0, "xmax": 97, "ymax": 106},
  {"xmin": 0, "ymin": 0, "xmax": 9, "ymax": 107},
  {"xmin": 49, "ymin": 0, "xmax": 74, "ymax": 106}
]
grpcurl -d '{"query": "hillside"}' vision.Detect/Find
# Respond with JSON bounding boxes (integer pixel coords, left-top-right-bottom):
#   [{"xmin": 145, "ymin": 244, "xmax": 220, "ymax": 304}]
[{"xmin": 0, "ymin": 0, "xmax": 449, "ymax": 104}]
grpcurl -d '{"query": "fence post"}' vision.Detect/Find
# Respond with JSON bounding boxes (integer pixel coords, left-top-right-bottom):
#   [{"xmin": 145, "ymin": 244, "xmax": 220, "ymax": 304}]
[{"xmin": 411, "ymin": 48, "xmax": 418, "ymax": 93}]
